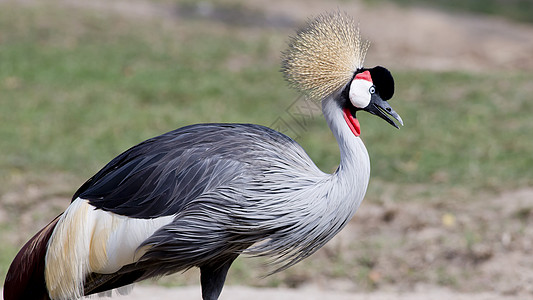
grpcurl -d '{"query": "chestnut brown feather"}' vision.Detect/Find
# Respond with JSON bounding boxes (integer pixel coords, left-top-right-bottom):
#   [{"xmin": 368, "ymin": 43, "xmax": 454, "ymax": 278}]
[{"xmin": 3, "ymin": 216, "xmax": 61, "ymax": 300}]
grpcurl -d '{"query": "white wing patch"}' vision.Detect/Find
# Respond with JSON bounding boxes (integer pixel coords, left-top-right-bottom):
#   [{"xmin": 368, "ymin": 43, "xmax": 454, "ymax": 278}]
[
  {"xmin": 101, "ymin": 210, "xmax": 174, "ymax": 274},
  {"xmin": 44, "ymin": 198, "xmax": 174, "ymax": 300}
]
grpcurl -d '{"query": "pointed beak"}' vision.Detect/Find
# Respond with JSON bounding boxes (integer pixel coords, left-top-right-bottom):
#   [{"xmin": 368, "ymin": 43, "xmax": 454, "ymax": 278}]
[{"xmin": 364, "ymin": 94, "xmax": 404, "ymax": 129}]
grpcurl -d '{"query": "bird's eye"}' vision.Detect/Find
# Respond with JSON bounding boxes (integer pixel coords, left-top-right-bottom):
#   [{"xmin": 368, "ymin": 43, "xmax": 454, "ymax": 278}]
[{"xmin": 369, "ymin": 86, "xmax": 376, "ymax": 94}]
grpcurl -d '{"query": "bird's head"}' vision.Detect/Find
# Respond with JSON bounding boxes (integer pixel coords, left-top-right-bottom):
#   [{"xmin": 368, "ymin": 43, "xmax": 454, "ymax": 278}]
[{"xmin": 282, "ymin": 11, "xmax": 403, "ymax": 136}]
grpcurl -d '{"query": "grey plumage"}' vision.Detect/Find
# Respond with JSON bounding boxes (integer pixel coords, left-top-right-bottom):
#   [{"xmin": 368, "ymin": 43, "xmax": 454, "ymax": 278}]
[
  {"xmin": 4, "ymin": 11, "xmax": 402, "ymax": 300},
  {"xmin": 82, "ymin": 121, "xmax": 365, "ymax": 282}
]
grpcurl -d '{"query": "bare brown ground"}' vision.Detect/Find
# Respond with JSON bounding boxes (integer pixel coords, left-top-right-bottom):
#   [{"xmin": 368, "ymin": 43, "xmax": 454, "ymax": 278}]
[
  {"xmin": 93, "ymin": 285, "xmax": 531, "ymax": 300},
  {"xmin": 252, "ymin": 0, "xmax": 533, "ymax": 72}
]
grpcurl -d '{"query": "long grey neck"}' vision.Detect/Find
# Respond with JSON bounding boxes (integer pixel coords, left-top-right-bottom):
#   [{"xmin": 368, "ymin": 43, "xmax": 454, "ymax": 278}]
[
  {"xmin": 321, "ymin": 95, "xmax": 370, "ymax": 209},
  {"xmin": 322, "ymin": 96, "xmax": 370, "ymax": 175}
]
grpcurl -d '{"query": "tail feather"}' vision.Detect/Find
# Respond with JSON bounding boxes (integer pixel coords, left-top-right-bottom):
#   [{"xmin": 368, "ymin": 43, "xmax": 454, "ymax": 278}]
[
  {"xmin": 4, "ymin": 198, "xmax": 174, "ymax": 300},
  {"xmin": 83, "ymin": 270, "xmax": 145, "ymax": 297},
  {"xmin": 3, "ymin": 215, "xmax": 62, "ymax": 300}
]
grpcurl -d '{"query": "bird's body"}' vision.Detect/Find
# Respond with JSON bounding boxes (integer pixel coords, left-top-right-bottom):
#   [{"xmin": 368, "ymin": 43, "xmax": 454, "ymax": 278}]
[{"xmin": 4, "ymin": 11, "xmax": 402, "ymax": 300}]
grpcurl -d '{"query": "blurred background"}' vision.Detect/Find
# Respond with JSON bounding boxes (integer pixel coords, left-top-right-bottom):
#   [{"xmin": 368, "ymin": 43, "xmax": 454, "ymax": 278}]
[{"xmin": 1, "ymin": 0, "xmax": 532, "ymax": 298}]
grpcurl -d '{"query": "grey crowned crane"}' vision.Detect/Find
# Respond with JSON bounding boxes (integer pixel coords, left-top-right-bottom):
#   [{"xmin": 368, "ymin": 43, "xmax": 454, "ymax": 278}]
[{"xmin": 4, "ymin": 11, "xmax": 403, "ymax": 300}]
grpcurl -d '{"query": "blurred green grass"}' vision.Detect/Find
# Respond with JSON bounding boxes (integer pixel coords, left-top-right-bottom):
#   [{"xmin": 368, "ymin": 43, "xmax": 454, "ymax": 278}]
[
  {"xmin": 0, "ymin": 3, "xmax": 289, "ymax": 180},
  {"xmin": 1, "ymin": 0, "xmax": 532, "ymax": 286},
  {"xmin": 1, "ymin": 3, "xmax": 531, "ymax": 192}
]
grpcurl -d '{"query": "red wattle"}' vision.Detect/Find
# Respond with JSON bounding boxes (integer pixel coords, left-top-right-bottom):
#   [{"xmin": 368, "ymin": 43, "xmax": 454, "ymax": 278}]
[
  {"xmin": 342, "ymin": 107, "xmax": 361, "ymax": 137},
  {"xmin": 355, "ymin": 70, "xmax": 373, "ymax": 83}
]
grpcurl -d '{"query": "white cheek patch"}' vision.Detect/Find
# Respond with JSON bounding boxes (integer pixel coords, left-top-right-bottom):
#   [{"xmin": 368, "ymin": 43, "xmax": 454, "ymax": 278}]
[{"xmin": 349, "ymin": 79, "xmax": 373, "ymax": 109}]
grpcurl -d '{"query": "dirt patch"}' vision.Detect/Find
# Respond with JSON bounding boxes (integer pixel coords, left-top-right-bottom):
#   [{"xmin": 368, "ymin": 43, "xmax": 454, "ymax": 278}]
[
  {"xmin": 0, "ymin": 285, "xmax": 526, "ymax": 300},
  {"xmin": 315, "ymin": 187, "xmax": 533, "ymax": 296},
  {"xmin": 253, "ymin": 0, "xmax": 533, "ymax": 72},
  {"xmin": 81, "ymin": 285, "xmax": 527, "ymax": 300}
]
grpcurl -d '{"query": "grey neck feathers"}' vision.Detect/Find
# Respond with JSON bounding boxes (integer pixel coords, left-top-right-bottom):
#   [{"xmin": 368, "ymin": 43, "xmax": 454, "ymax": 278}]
[
  {"xmin": 320, "ymin": 95, "xmax": 370, "ymax": 216},
  {"xmin": 322, "ymin": 95, "xmax": 370, "ymax": 178}
]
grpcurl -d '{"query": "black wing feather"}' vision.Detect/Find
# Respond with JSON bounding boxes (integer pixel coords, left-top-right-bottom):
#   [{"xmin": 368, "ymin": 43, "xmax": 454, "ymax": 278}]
[{"xmin": 73, "ymin": 123, "xmax": 291, "ymax": 219}]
